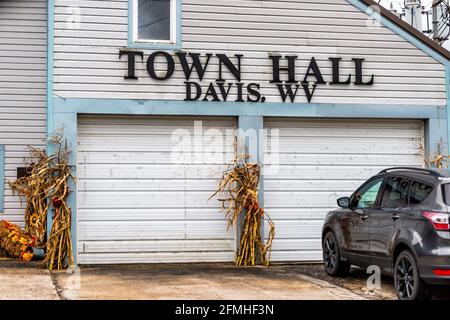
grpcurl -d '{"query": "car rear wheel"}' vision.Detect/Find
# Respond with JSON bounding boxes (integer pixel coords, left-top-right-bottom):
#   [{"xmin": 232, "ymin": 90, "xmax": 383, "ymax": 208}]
[
  {"xmin": 394, "ymin": 250, "xmax": 430, "ymax": 300},
  {"xmin": 323, "ymin": 231, "xmax": 350, "ymax": 277}
]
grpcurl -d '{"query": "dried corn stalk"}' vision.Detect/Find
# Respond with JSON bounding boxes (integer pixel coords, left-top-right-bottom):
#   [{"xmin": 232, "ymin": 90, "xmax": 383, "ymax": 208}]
[
  {"xmin": 8, "ymin": 130, "xmax": 75, "ymax": 270},
  {"xmin": 9, "ymin": 148, "xmax": 53, "ymax": 246},
  {"xmin": 211, "ymin": 155, "xmax": 275, "ymax": 266},
  {"xmin": 432, "ymin": 153, "xmax": 448, "ymax": 168}
]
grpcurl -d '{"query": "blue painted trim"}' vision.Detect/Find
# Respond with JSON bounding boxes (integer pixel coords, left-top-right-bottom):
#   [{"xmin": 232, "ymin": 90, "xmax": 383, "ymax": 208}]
[
  {"xmin": 237, "ymin": 116, "xmax": 264, "ymax": 248},
  {"xmin": 53, "ymin": 112, "xmax": 78, "ymax": 266},
  {"xmin": 46, "ymin": 0, "xmax": 55, "ymax": 239},
  {"xmin": 54, "ymin": 97, "xmax": 446, "ymax": 119},
  {"xmin": 0, "ymin": 145, "xmax": 4, "ymax": 212},
  {"xmin": 127, "ymin": 0, "xmax": 182, "ymax": 50}
]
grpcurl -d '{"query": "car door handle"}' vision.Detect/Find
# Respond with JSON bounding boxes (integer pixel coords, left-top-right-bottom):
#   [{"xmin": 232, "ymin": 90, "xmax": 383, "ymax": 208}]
[
  {"xmin": 392, "ymin": 214, "xmax": 400, "ymax": 221},
  {"xmin": 361, "ymin": 214, "xmax": 369, "ymax": 221}
]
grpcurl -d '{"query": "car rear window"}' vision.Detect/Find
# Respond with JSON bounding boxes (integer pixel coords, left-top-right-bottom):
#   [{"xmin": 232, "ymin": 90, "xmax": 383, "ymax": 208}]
[
  {"xmin": 381, "ymin": 177, "xmax": 409, "ymax": 207},
  {"xmin": 409, "ymin": 180, "xmax": 433, "ymax": 205},
  {"xmin": 443, "ymin": 184, "xmax": 450, "ymax": 205}
]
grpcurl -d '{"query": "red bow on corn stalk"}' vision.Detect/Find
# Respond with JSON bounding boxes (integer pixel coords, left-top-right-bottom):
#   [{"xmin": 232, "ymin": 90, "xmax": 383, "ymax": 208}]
[{"xmin": 210, "ymin": 155, "xmax": 275, "ymax": 266}]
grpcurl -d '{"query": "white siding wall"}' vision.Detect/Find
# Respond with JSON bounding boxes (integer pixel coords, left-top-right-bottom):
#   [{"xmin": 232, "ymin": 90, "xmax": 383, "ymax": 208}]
[
  {"xmin": 0, "ymin": 0, "xmax": 47, "ymax": 225},
  {"xmin": 53, "ymin": 0, "xmax": 446, "ymax": 105}
]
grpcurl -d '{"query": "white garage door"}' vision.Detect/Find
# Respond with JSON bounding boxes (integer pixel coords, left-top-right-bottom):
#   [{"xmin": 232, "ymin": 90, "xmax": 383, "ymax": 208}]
[
  {"xmin": 263, "ymin": 118, "xmax": 424, "ymax": 262},
  {"xmin": 77, "ymin": 116, "xmax": 236, "ymax": 264}
]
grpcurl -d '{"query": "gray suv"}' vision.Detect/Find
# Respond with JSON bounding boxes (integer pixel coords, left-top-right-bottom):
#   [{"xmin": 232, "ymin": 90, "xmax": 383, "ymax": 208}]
[{"xmin": 322, "ymin": 167, "xmax": 450, "ymax": 300}]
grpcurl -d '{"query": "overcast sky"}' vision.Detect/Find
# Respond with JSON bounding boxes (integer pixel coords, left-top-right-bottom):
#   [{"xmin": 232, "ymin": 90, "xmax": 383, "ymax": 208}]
[
  {"xmin": 379, "ymin": 0, "xmax": 433, "ymax": 10},
  {"xmin": 379, "ymin": 0, "xmax": 450, "ymax": 49}
]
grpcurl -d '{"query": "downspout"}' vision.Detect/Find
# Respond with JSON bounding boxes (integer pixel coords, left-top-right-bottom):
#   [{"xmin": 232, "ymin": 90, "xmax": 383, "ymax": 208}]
[{"xmin": 46, "ymin": 0, "xmax": 55, "ymax": 237}]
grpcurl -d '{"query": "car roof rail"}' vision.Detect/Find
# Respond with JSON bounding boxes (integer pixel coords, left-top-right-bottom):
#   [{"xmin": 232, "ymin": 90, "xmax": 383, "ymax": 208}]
[{"xmin": 377, "ymin": 167, "xmax": 444, "ymax": 177}]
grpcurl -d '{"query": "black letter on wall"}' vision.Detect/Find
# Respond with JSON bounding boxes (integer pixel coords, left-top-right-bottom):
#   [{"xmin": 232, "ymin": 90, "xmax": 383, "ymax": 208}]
[
  {"xmin": 329, "ymin": 57, "xmax": 351, "ymax": 85},
  {"xmin": 270, "ymin": 55, "xmax": 298, "ymax": 83},
  {"xmin": 147, "ymin": 51, "xmax": 175, "ymax": 80},
  {"xmin": 216, "ymin": 54, "xmax": 243, "ymax": 82},
  {"xmin": 119, "ymin": 50, "xmax": 144, "ymax": 79},
  {"xmin": 184, "ymin": 82, "xmax": 202, "ymax": 101},
  {"xmin": 176, "ymin": 52, "xmax": 212, "ymax": 81},
  {"xmin": 352, "ymin": 58, "xmax": 374, "ymax": 85},
  {"xmin": 302, "ymin": 57, "xmax": 325, "ymax": 85}
]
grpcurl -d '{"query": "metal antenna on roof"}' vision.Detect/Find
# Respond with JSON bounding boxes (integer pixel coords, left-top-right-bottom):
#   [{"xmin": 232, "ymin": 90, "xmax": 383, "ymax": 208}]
[
  {"xmin": 431, "ymin": 0, "xmax": 450, "ymax": 44},
  {"xmin": 404, "ymin": 0, "xmax": 424, "ymax": 31},
  {"xmin": 378, "ymin": 0, "xmax": 449, "ymax": 44}
]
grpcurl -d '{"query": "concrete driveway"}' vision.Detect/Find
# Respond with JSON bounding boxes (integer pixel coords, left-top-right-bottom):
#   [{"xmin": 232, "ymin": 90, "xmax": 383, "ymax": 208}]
[
  {"xmin": 0, "ymin": 258, "xmax": 58, "ymax": 300},
  {"xmin": 51, "ymin": 264, "xmax": 365, "ymax": 300},
  {"xmin": 4, "ymin": 260, "xmax": 450, "ymax": 300}
]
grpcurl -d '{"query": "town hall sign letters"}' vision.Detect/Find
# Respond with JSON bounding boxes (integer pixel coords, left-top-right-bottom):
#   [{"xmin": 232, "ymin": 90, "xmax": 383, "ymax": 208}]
[{"xmin": 119, "ymin": 50, "xmax": 375, "ymax": 103}]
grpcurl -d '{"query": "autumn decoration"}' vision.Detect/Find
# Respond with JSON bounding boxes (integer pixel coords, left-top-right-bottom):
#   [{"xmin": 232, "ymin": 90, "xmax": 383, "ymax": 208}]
[
  {"xmin": 432, "ymin": 153, "xmax": 448, "ymax": 168},
  {"xmin": 1, "ymin": 130, "xmax": 75, "ymax": 269},
  {"xmin": 0, "ymin": 220, "xmax": 35, "ymax": 261},
  {"xmin": 211, "ymin": 155, "xmax": 275, "ymax": 266}
]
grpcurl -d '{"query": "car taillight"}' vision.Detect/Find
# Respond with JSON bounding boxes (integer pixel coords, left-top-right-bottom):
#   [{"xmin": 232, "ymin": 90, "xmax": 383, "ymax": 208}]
[
  {"xmin": 422, "ymin": 211, "xmax": 450, "ymax": 231},
  {"xmin": 433, "ymin": 269, "xmax": 450, "ymax": 276}
]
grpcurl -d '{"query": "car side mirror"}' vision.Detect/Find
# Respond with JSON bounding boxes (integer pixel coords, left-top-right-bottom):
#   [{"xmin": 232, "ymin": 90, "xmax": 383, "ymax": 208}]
[{"xmin": 337, "ymin": 197, "xmax": 350, "ymax": 208}]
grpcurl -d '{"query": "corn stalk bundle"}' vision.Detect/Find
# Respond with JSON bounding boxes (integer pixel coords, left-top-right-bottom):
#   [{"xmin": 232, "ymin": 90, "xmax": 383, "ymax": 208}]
[
  {"xmin": 45, "ymin": 148, "xmax": 74, "ymax": 270},
  {"xmin": 0, "ymin": 220, "xmax": 35, "ymax": 261},
  {"xmin": 432, "ymin": 153, "xmax": 448, "ymax": 168},
  {"xmin": 211, "ymin": 155, "xmax": 275, "ymax": 266},
  {"xmin": 8, "ymin": 131, "xmax": 75, "ymax": 270},
  {"xmin": 9, "ymin": 148, "xmax": 53, "ymax": 247}
]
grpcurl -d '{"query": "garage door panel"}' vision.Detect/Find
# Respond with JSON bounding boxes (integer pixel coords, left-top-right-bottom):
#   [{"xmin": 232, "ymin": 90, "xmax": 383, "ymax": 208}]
[
  {"xmin": 264, "ymin": 118, "xmax": 424, "ymax": 262},
  {"xmin": 263, "ymin": 119, "xmax": 422, "ymax": 130},
  {"xmin": 264, "ymin": 139, "xmax": 422, "ymax": 154},
  {"xmin": 263, "ymin": 154, "xmax": 422, "ymax": 166},
  {"xmin": 264, "ymin": 180, "xmax": 364, "ymax": 192},
  {"xmin": 78, "ymin": 151, "xmax": 235, "ymax": 165},
  {"xmin": 263, "ymin": 127, "xmax": 423, "ymax": 138},
  {"xmin": 78, "ymin": 135, "xmax": 235, "ymax": 149},
  {"xmin": 80, "ymin": 239, "xmax": 236, "ymax": 253},
  {"xmin": 78, "ymin": 142, "xmax": 234, "ymax": 153},
  {"xmin": 263, "ymin": 165, "xmax": 398, "ymax": 180},
  {"xmin": 79, "ymin": 116, "xmax": 234, "ymax": 128},
  {"xmin": 77, "ymin": 115, "xmax": 236, "ymax": 264},
  {"xmin": 265, "ymin": 192, "xmax": 347, "ymax": 208},
  {"xmin": 264, "ymin": 220, "xmax": 323, "ymax": 239},
  {"xmin": 262, "ymin": 208, "xmax": 330, "ymax": 221},
  {"xmin": 79, "ymin": 179, "xmax": 222, "ymax": 191},
  {"xmin": 270, "ymin": 239, "xmax": 322, "ymax": 251},
  {"xmin": 79, "ymin": 191, "xmax": 223, "ymax": 209},
  {"xmin": 78, "ymin": 208, "xmax": 228, "ymax": 221},
  {"xmin": 78, "ymin": 126, "xmax": 235, "ymax": 136},
  {"xmin": 269, "ymin": 250, "xmax": 323, "ymax": 262},
  {"xmin": 78, "ymin": 164, "xmax": 229, "ymax": 179},
  {"xmin": 78, "ymin": 251, "xmax": 235, "ymax": 265},
  {"xmin": 78, "ymin": 221, "xmax": 233, "ymax": 241}
]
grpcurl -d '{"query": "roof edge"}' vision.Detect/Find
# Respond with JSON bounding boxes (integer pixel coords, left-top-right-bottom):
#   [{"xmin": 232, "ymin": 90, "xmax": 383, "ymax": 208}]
[{"xmin": 359, "ymin": 0, "xmax": 450, "ymax": 61}]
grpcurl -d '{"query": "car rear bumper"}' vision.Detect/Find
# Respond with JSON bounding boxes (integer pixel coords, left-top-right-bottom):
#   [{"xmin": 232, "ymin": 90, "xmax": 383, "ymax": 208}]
[{"xmin": 419, "ymin": 256, "xmax": 450, "ymax": 285}]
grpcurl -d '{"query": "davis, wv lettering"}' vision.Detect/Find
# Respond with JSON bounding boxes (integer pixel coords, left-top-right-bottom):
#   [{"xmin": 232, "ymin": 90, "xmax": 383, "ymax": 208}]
[{"xmin": 119, "ymin": 50, "xmax": 375, "ymax": 103}]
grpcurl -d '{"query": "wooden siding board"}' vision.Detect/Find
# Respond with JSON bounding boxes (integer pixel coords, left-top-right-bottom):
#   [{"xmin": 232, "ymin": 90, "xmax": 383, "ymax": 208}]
[{"xmin": 0, "ymin": 0, "xmax": 47, "ymax": 225}]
